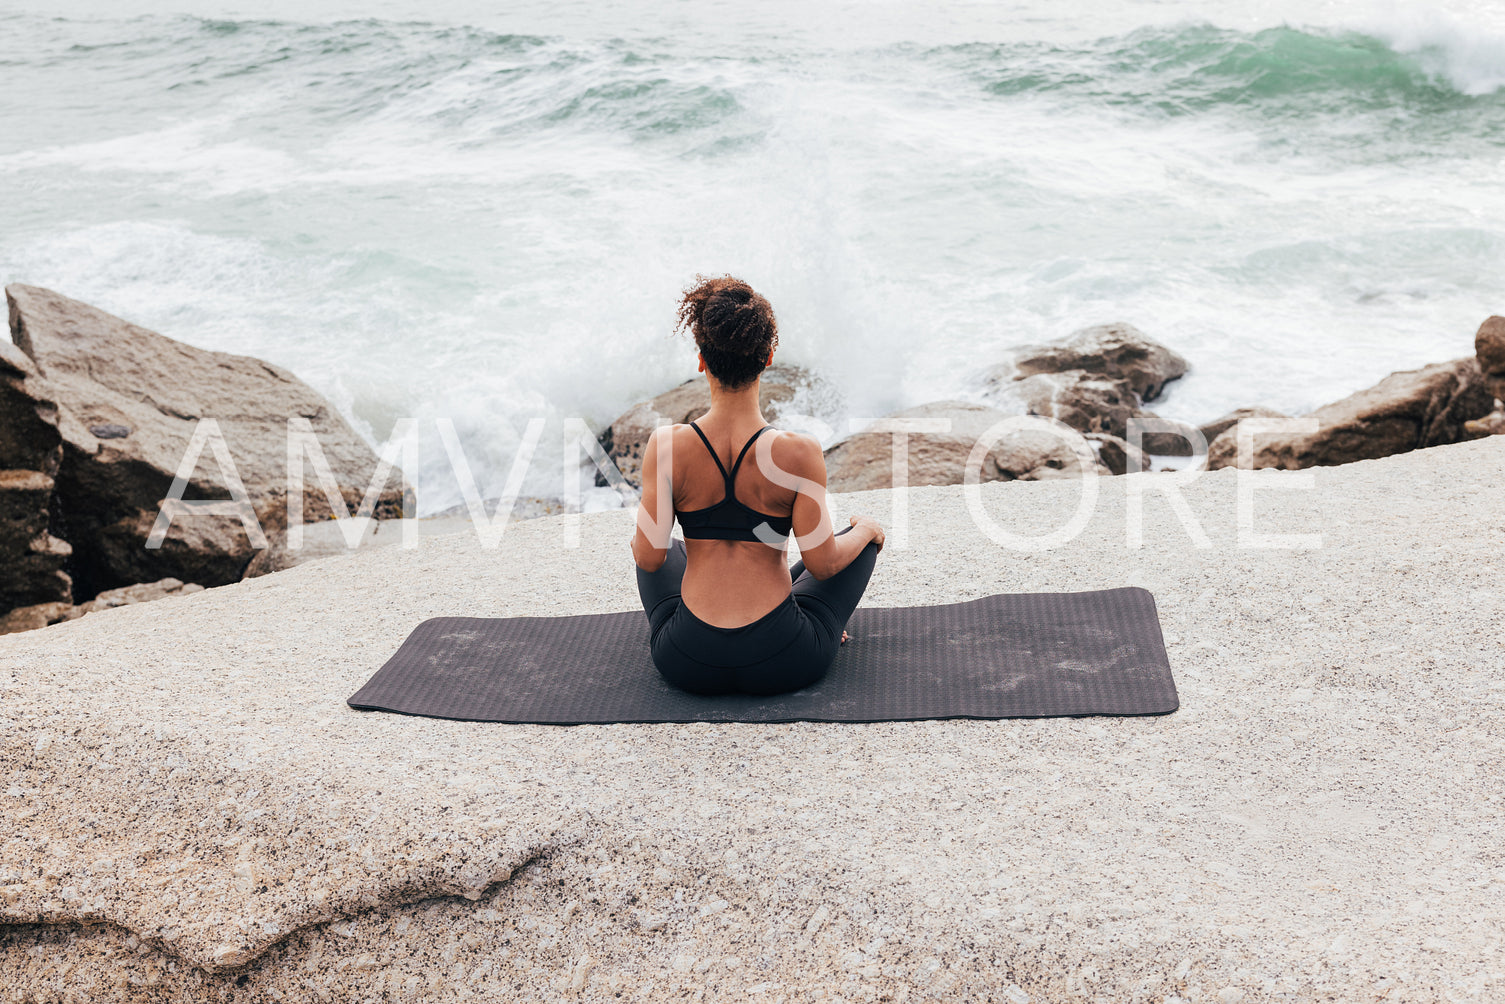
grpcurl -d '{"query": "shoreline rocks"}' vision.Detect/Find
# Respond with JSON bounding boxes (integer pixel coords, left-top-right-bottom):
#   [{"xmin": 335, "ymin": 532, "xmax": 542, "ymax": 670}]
[
  {"xmin": 985, "ymin": 322, "xmax": 1192, "ymax": 452},
  {"xmin": 1206, "ymin": 357, "xmax": 1494, "ymax": 470},
  {"xmin": 4, "ymin": 284, "xmax": 1500, "ymax": 637},
  {"xmin": 1005, "ymin": 321, "xmax": 1189, "ymax": 401},
  {"xmin": 1009, "ymin": 369, "xmax": 1144, "ymax": 439},
  {"xmin": 0, "ymin": 284, "xmax": 412, "ymax": 633},
  {"xmin": 822, "ymin": 401, "xmax": 1104, "ymax": 492},
  {"xmin": 7, "ymin": 285, "xmax": 410, "ymax": 598}
]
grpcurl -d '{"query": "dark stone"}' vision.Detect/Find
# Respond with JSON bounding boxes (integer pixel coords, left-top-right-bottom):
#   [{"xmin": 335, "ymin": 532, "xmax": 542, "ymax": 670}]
[
  {"xmin": 1131, "ymin": 415, "xmax": 1201, "ymax": 456},
  {"xmin": 1085, "ymin": 432, "xmax": 1152, "ymax": 476}
]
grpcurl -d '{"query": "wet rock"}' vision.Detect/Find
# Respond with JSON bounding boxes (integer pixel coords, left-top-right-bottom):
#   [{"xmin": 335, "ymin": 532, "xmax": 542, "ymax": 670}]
[
  {"xmin": 1132, "ymin": 415, "xmax": 1201, "ymax": 456},
  {"xmin": 1085, "ymin": 433, "xmax": 1151, "ymax": 476},
  {"xmin": 1206, "ymin": 358, "xmax": 1493, "ymax": 470},
  {"xmin": 598, "ymin": 364, "xmax": 820, "ymax": 489},
  {"xmin": 5, "ymin": 284, "xmax": 409, "ymax": 597},
  {"xmin": 823, "ymin": 401, "xmax": 1102, "ymax": 492},
  {"xmin": 1197, "ymin": 406, "xmax": 1288, "ymax": 445},
  {"xmin": 1007, "ymin": 322, "xmax": 1188, "ymax": 402}
]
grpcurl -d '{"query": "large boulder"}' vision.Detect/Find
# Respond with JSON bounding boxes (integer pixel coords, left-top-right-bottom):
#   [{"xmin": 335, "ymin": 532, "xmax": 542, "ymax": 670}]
[
  {"xmin": 1476, "ymin": 315, "xmax": 1505, "ymax": 402},
  {"xmin": 984, "ymin": 324, "xmax": 1188, "ymax": 444},
  {"xmin": 1007, "ymin": 369, "xmax": 1144, "ymax": 439},
  {"xmin": 1207, "ymin": 358, "xmax": 1493, "ymax": 470},
  {"xmin": 4, "ymin": 285, "xmax": 409, "ymax": 597},
  {"xmin": 1006, "ymin": 322, "xmax": 1188, "ymax": 402},
  {"xmin": 823, "ymin": 401, "xmax": 1103, "ymax": 492},
  {"xmin": 598, "ymin": 364, "xmax": 819, "ymax": 489}
]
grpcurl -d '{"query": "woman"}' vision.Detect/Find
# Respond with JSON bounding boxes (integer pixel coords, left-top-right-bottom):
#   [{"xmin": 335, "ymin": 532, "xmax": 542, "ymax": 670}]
[{"xmin": 632, "ymin": 275, "xmax": 884, "ymax": 696}]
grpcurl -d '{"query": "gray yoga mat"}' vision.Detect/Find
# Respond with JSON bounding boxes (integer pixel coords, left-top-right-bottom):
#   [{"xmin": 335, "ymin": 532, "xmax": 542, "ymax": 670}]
[{"xmin": 347, "ymin": 586, "xmax": 1177, "ymax": 724}]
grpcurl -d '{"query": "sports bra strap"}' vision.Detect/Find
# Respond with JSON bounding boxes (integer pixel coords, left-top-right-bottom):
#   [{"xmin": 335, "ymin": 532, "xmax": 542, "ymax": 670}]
[
  {"xmin": 688, "ymin": 421, "xmax": 731, "ymax": 482},
  {"xmin": 728, "ymin": 425, "xmax": 772, "ymax": 480}
]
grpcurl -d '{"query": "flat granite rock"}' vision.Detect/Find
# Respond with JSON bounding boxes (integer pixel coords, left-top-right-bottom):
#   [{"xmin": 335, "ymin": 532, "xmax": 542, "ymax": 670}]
[{"xmin": 2, "ymin": 438, "xmax": 1503, "ymax": 1003}]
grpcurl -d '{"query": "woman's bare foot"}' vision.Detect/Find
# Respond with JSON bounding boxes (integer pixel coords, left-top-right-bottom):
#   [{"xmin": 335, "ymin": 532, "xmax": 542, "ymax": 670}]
[{"xmin": 841, "ymin": 630, "xmax": 850, "ymax": 644}]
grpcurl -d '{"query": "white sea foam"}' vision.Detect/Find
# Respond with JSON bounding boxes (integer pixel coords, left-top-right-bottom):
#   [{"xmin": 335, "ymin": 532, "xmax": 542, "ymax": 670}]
[
  {"xmin": 1, "ymin": 1, "xmax": 1501, "ymax": 514},
  {"xmin": 1360, "ymin": 0, "xmax": 1505, "ymax": 95}
]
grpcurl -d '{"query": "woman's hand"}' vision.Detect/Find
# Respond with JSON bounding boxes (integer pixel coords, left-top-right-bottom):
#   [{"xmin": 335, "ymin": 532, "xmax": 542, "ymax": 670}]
[{"xmin": 849, "ymin": 515, "xmax": 885, "ymax": 552}]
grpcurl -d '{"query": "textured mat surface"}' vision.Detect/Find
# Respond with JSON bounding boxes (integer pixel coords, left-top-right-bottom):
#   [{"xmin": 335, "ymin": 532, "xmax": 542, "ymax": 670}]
[{"xmin": 348, "ymin": 586, "xmax": 1177, "ymax": 724}]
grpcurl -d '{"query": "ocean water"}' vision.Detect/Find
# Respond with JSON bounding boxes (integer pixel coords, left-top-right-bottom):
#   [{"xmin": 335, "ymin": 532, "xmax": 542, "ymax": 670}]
[{"xmin": 2, "ymin": 0, "xmax": 1503, "ymax": 513}]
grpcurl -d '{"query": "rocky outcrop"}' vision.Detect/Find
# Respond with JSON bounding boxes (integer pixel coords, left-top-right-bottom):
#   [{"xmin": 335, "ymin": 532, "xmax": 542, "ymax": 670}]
[
  {"xmin": 1476, "ymin": 315, "xmax": 1505, "ymax": 402},
  {"xmin": 1007, "ymin": 322, "xmax": 1188, "ymax": 401},
  {"xmin": 4, "ymin": 285, "xmax": 409, "ymax": 598},
  {"xmin": 1206, "ymin": 357, "xmax": 1493, "ymax": 470},
  {"xmin": 823, "ymin": 401, "xmax": 1102, "ymax": 492},
  {"xmin": 1197, "ymin": 406, "xmax": 1288, "ymax": 445},
  {"xmin": 598, "ymin": 364, "xmax": 822, "ymax": 488},
  {"xmin": 987, "ymin": 323, "xmax": 1188, "ymax": 445}
]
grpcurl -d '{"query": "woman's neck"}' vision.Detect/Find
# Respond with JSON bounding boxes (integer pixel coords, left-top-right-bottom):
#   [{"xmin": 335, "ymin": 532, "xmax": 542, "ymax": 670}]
[{"xmin": 704, "ymin": 378, "xmax": 765, "ymax": 426}]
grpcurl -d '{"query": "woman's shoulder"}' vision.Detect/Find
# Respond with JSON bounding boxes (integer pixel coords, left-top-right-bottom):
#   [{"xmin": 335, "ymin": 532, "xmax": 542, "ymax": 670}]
[{"xmin": 762, "ymin": 427, "xmax": 824, "ymax": 475}]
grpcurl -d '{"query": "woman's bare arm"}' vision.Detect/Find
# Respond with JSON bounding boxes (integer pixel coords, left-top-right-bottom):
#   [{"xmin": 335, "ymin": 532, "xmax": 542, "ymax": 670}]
[
  {"xmin": 631, "ymin": 427, "xmax": 674, "ymax": 572},
  {"xmin": 783, "ymin": 434, "xmax": 883, "ymax": 580}
]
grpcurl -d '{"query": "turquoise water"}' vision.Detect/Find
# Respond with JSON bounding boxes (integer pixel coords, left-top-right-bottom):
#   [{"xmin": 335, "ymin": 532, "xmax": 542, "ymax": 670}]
[{"xmin": 2, "ymin": 0, "xmax": 1503, "ymax": 511}]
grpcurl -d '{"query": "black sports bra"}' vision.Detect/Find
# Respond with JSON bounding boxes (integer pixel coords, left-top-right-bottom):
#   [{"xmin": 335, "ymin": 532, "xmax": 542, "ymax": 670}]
[{"xmin": 675, "ymin": 422, "xmax": 794, "ymax": 543}]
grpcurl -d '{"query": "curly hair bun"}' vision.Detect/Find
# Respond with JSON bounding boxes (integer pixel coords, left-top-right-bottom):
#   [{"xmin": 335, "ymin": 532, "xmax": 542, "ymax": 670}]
[{"xmin": 676, "ymin": 275, "xmax": 779, "ymax": 390}]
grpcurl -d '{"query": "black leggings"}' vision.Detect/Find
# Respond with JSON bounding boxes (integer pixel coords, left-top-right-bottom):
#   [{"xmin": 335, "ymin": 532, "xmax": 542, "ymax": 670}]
[{"xmin": 635, "ymin": 529, "xmax": 879, "ymax": 696}]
